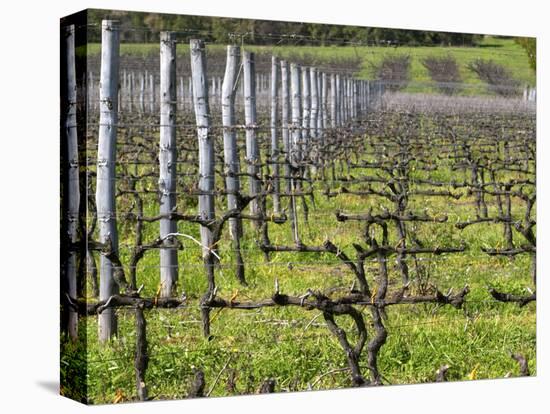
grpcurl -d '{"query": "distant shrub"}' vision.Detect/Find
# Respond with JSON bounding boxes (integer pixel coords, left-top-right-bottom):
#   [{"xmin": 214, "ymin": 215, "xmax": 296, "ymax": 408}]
[
  {"xmin": 421, "ymin": 55, "xmax": 462, "ymax": 95},
  {"xmin": 372, "ymin": 55, "xmax": 411, "ymax": 91},
  {"xmin": 277, "ymin": 51, "xmax": 363, "ymax": 75},
  {"xmin": 467, "ymin": 59, "xmax": 520, "ymax": 97}
]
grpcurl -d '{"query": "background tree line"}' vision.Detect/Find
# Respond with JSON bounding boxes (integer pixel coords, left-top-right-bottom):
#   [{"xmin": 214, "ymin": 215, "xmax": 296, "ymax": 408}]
[{"xmin": 86, "ymin": 9, "xmax": 483, "ymax": 46}]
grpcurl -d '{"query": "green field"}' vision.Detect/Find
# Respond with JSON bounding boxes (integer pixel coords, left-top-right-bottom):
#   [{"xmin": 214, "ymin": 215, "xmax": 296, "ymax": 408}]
[
  {"xmin": 61, "ymin": 111, "xmax": 536, "ymax": 403},
  {"xmin": 83, "ymin": 36, "xmax": 535, "ymax": 94}
]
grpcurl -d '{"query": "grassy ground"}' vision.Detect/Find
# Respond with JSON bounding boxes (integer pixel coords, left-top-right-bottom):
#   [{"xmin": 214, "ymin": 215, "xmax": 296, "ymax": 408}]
[
  {"xmin": 61, "ymin": 116, "xmax": 536, "ymax": 403},
  {"xmin": 83, "ymin": 36, "xmax": 535, "ymax": 93}
]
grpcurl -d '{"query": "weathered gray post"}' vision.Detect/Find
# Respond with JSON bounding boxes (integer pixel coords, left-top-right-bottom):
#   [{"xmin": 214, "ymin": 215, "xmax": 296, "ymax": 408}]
[
  {"xmin": 221, "ymin": 45, "xmax": 246, "ymax": 285},
  {"xmin": 243, "ymin": 51, "xmax": 261, "ymax": 221},
  {"xmin": 290, "ymin": 64, "xmax": 302, "ymax": 164},
  {"xmin": 149, "ymin": 73, "xmax": 155, "ymax": 113},
  {"xmin": 96, "ymin": 20, "xmax": 120, "ymax": 342},
  {"xmin": 367, "ymin": 80, "xmax": 371, "ymax": 112},
  {"xmin": 88, "ymin": 71, "xmax": 93, "ymax": 112},
  {"xmin": 343, "ymin": 76, "xmax": 348, "ymax": 125},
  {"xmin": 349, "ymin": 77, "xmax": 353, "ymax": 121},
  {"xmin": 310, "ymin": 67, "xmax": 318, "ymax": 140},
  {"xmin": 190, "ymin": 39, "xmax": 217, "ymax": 338},
  {"xmin": 319, "ymin": 71, "xmax": 327, "ymax": 175},
  {"xmin": 289, "ymin": 63, "xmax": 302, "ymax": 244},
  {"xmin": 330, "ymin": 74, "xmax": 337, "ymax": 128},
  {"xmin": 318, "ymin": 72, "xmax": 325, "ymax": 137},
  {"xmin": 280, "ymin": 60, "xmax": 291, "ymax": 191},
  {"xmin": 340, "ymin": 76, "xmax": 345, "ymax": 124},
  {"xmin": 179, "ymin": 76, "xmax": 185, "ymax": 110},
  {"xmin": 139, "ymin": 71, "xmax": 145, "ymax": 113},
  {"xmin": 159, "ymin": 32, "xmax": 178, "ymax": 297},
  {"xmin": 190, "ymin": 39, "xmax": 215, "ymax": 260},
  {"xmin": 188, "ymin": 76, "xmax": 193, "ymax": 109},
  {"xmin": 61, "ymin": 24, "xmax": 79, "ymax": 340},
  {"xmin": 121, "ymin": 69, "xmax": 126, "ymax": 111},
  {"xmin": 353, "ymin": 79, "xmax": 361, "ymax": 121},
  {"xmin": 361, "ymin": 80, "xmax": 366, "ymax": 112},
  {"xmin": 270, "ymin": 56, "xmax": 281, "ymax": 214},
  {"xmin": 336, "ymin": 74, "xmax": 342, "ymax": 127},
  {"xmin": 351, "ymin": 79, "xmax": 355, "ymax": 121},
  {"xmin": 343, "ymin": 77, "xmax": 349, "ymax": 123},
  {"xmin": 301, "ymin": 67, "xmax": 311, "ymax": 154},
  {"xmin": 129, "ymin": 71, "xmax": 134, "ymax": 113}
]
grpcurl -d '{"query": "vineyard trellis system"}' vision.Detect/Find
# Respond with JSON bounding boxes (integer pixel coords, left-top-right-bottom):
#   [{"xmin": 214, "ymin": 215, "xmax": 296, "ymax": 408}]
[{"xmin": 60, "ymin": 20, "xmax": 536, "ymax": 403}]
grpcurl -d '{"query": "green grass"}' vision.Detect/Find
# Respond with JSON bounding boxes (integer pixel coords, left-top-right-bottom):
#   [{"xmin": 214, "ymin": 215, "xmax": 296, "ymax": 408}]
[
  {"xmin": 81, "ymin": 36, "xmax": 535, "ymax": 94},
  {"xmin": 63, "ymin": 122, "xmax": 536, "ymax": 403}
]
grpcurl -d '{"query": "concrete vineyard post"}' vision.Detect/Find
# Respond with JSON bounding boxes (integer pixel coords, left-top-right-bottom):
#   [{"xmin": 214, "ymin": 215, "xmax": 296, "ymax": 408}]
[
  {"xmin": 159, "ymin": 32, "xmax": 178, "ymax": 297},
  {"xmin": 96, "ymin": 20, "xmax": 120, "ymax": 342}
]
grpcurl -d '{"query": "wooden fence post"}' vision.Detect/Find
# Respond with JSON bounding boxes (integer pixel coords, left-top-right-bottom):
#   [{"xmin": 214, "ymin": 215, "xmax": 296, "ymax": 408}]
[
  {"xmin": 221, "ymin": 45, "xmax": 246, "ymax": 285},
  {"xmin": 149, "ymin": 73, "xmax": 155, "ymax": 113},
  {"xmin": 159, "ymin": 32, "xmax": 178, "ymax": 297},
  {"xmin": 179, "ymin": 76, "xmax": 184, "ymax": 110},
  {"xmin": 88, "ymin": 71, "xmax": 93, "ymax": 112},
  {"xmin": 61, "ymin": 24, "xmax": 79, "ymax": 340},
  {"xmin": 280, "ymin": 60, "xmax": 293, "ymax": 224},
  {"xmin": 243, "ymin": 51, "xmax": 261, "ymax": 222},
  {"xmin": 129, "ymin": 71, "xmax": 134, "ymax": 113},
  {"xmin": 121, "ymin": 69, "xmax": 126, "ymax": 112},
  {"xmin": 97, "ymin": 20, "xmax": 120, "ymax": 342},
  {"xmin": 290, "ymin": 64, "xmax": 303, "ymax": 164},
  {"xmin": 319, "ymin": 72, "xmax": 328, "ymax": 175},
  {"xmin": 301, "ymin": 67, "xmax": 311, "ymax": 157},
  {"xmin": 336, "ymin": 74, "xmax": 342, "ymax": 127},
  {"xmin": 139, "ymin": 72, "xmax": 145, "ymax": 114},
  {"xmin": 190, "ymin": 39, "xmax": 215, "ymax": 262},
  {"xmin": 309, "ymin": 67, "xmax": 318, "ymax": 140},
  {"xmin": 319, "ymin": 71, "xmax": 325, "ymax": 139},
  {"xmin": 289, "ymin": 63, "xmax": 302, "ymax": 244},
  {"xmin": 134, "ymin": 305, "xmax": 148, "ymax": 401},
  {"xmin": 343, "ymin": 77, "xmax": 349, "ymax": 124},
  {"xmin": 270, "ymin": 56, "xmax": 281, "ymax": 214},
  {"xmin": 190, "ymin": 39, "xmax": 216, "ymax": 338},
  {"xmin": 188, "ymin": 76, "xmax": 193, "ymax": 109},
  {"xmin": 366, "ymin": 80, "xmax": 370, "ymax": 112},
  {"xmin": 330, "ymin": 74, "xmax": 337, "ymax": 128}
]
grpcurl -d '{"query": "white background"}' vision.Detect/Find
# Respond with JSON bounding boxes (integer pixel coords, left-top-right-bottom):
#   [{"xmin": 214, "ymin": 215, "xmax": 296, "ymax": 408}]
[{"xmin": 0, "ymin": 0, "xmax": 546, "ymax": 412}]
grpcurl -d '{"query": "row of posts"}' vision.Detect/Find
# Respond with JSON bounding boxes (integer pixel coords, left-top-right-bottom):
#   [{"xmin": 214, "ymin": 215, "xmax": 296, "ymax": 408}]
[
  {"xmin": 87, "ymin": 69, "xmax": 382, "ymax": 118},
  {"xmin": 62, "ymin": 20, "xmax": 385, "ymax": 342},
  {"xmin": 88, "ymin": 69, "xmax": 287, "ymax": 114},
  {"xmin": 523, "ymin": 86, "xmax": 536, "ymax": 102}
]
